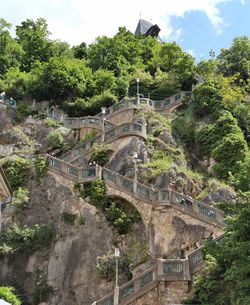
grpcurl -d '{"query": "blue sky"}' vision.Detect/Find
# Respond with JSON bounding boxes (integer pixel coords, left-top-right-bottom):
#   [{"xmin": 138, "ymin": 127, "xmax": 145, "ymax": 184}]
[
  {"xmin": 0, "ymin": 0, "xmax": 249, "ymax": 61},
  {"xmin": 169, "ymin": 0, "xmax": 250, "ymax": 60}
]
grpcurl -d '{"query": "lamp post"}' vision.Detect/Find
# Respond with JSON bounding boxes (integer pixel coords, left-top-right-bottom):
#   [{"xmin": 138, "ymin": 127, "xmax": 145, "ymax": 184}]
[
  {"xmin": 101, "ymin": 107, "xmax": 106, "ymax": 143},
  {"xmin": 114, "ymin": 247, "xmax": 120, "ymax": 305},
  {"xmin": 133, "ymin": 151, "xmax": 138, "ymax": 193},
  {"xmin": 136, "ymin": 78, "xmax": 140, "ymax": 105}
]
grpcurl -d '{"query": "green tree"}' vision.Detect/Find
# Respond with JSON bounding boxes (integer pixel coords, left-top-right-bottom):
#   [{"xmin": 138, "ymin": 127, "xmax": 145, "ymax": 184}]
[
  {"xmin": 218, "ymin": 36, "xmax": 250, "ymax": 83},
  {"xmin": 91, "ymin": 69, "xmax": 116, "ymax": 95},
  {"xmin": 16, "ymin": 18, "xmax": 53, "ymax": 71},
  {"xmin": 72, "ymin": 42, "xmax": 88, "ymax": 59},
  {"xmin": 183, "ymin": 196, "xmax": 250, "ymax": 305},
  {"xmin": 29, "ymin": 57, "xmax": 92, "ymax": 101},
  {"xmin": 193, "ymin": 83, "xmax": 222, "ymax": 115},
  {"xmin": 1, "ymin": 156, "xmax": 31, "ymax": 190},
  {"xmin": 0, "ymin": 67, "xmax": 30, "ymax": 99},
  {"xmin": 0, "ymin": 18, "xmax": 23, "ymax": 75},
  {"xmin": 88, "ymin": 27, "xmax": 143, "ymax": 76},
  {"xmin": 51, "ymin": 40, "xmax": 73, "ymax": 58}
]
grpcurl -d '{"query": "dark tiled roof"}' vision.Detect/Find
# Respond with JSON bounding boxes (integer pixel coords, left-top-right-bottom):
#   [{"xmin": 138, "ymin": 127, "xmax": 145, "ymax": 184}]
[{"xmin": 135, "ymin": 19, "xmax": 162, "ymax": 41}]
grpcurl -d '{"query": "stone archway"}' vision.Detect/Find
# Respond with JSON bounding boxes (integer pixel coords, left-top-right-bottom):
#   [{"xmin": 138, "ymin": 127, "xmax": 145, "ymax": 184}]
[{"xmin": 105, "ymin": 184, "xmax": 156, "ymax": 258}]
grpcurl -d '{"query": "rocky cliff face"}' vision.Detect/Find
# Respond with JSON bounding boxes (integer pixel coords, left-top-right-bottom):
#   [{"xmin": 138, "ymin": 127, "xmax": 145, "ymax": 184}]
[{"xmin": 0, "ymin": 170, "xmax": 148, "ymax": 305}]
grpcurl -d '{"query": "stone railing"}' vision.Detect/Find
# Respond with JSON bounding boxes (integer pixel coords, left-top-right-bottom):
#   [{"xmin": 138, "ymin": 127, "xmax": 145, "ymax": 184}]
[
  {"xmin": 93, "ymin": 234, "xmax": 223, "ymax": 305},
  {"xmin": 61, "ymin": 122, "xmax": 147, "ymax": 163},
  {"xmin": 47, "ymin": 160, "xmax": 224, "ymax": 227},
  {"xmin": 47, "ymin": 155, "xmax": 102, "ymax": 183},
  {"xmin": 93, "ymin": 91, "xmax": 191, "ymax": 120},
  {"xmin": 96, "ymin": 97, "xmax": 153, "ymax": 119},
  {"xmin": 45, "ymin": 91, "xmax": 191, "ymax": 130},
  {"xmin": 102, "ymin": 168, "xmax": 224, "ymax": 227},
  {"xmin": 64, "ymin": 116, "xmax": 116, "ymax": 130},
  {"xmin": 152, "ymin": 91, "xmax": 192, "ymax": 111}
]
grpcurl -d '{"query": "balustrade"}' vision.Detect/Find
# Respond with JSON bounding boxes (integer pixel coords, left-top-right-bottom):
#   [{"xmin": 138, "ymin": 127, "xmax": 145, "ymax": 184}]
[{"xmin": 163, "ymin": 261, "xmax": 184, "ymax": 274}]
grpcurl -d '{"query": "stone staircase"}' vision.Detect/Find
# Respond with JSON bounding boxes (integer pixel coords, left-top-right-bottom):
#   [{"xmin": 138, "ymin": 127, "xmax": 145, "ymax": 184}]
[
  {"xmin": 45, "ymin": 90, "xmax": 226, "ymax": 305},
  {"xmin": 92, "ymin": 234, "xmax": 224, "ymax": 305},
  {"xmin": 48, "ymin": 91, "xmax": 192, "ymax": 124},
  {"xmin": 61, "ymin": 122, "xmax": 147, "ymax": 163}
]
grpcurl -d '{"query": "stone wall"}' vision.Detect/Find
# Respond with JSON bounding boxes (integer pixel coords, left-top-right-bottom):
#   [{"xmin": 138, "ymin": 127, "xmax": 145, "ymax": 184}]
[
  {"xmin": 152, "ymin": 207, "xmax": 222, "ymax": 258},
  {"xmin": 107, "ymin": 109, "xmax": 135, "ymax": 125},
  {"xmin": 131, "ymin": 281, "xmax": 190, "ymax": 305},
  {"xmin": 79, "ymin": 127, "xmax": 101, "ymax": 141}
]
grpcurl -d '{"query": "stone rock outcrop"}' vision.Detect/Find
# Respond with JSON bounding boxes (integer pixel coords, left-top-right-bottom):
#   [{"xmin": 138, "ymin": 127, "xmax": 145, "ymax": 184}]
[
  {"xmin": 106, "ymin": 137, "xmax": 150, "ymax": 176},
  {"xmin": 203, "ymin": 188, "xmax": 237, "ymax": 204}
]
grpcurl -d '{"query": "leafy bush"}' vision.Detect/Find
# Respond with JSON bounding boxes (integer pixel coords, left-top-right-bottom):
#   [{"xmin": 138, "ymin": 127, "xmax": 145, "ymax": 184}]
[
  {"xmin": 84, "ymin": 90, "xmax": 118, "ymax": 116},
  {"xmin": 193, "ymin": 83, "xmax": 222, "ymax": 116},
  {"xmin": 82, "ymin": 179, "xmax": 107, "ymax": 208},
  {"xmin": 90, "ymin": 144, "xmax": 111, "ymax": 166},
  {"xmin": 13, "ymin": 187, "xmax": 29, "ymax": 209},
  {"xmin": 0, "ymin": 223, "xmax": 55, "ymax": 255},
  {"xmin": 233, "ymin": 154, "xmax": 250, "ymax": 191},
  {"xmin": 34, "ymin": 156, "xmax": 48, "ymax": 179},
  {"xmin": 194, "ymin": 123, "xmax": 215, "ymax": 155},
  {"xmin": 82, "ymin": 130, "xmax": 97, "ymax": 141},
  {"xmin": 82, "ymin": 180, "xmax": 141, "ymax": 234},
  {"xmin": 97, "ymin": 253, "xmax": 132, "ymax": 282},
  {"xmin": 1, "ymin": 156, "xmax": 31, "ymax": 189},
  {"xmin": 43, "ymin": 117, "xmax": 62, "ymax": 128},
  {"xmin": 212, "ymin": 132, "xmax": 248, "ymax": 178},
  {"xmin": 183, "ymin": 197, "xmax": 250, "ymax": 305},
  {"xmin": 172, "ymin": 105, "xmax": 195, "ymax": 146},
  {"xmin": 63, "ymin": 91, "xmax": 117, "ymax": 117},
  {"xmin": 47, "ymin": 130, "xmax": 64, "ymax": 149},
  {"xmin": 14, "ymin": 101, "xmax": 38, "ymax": 123},
  {"xmin": 194, "ymin": 110, "xmax": 242, "ymax": 156},
  {"xmin": 105, "ymin": 202, "xmax": 132, "ymax": 234},
  {"xmin": 0, "ymin": 286, "xmax": 21, "ymax": 305}
]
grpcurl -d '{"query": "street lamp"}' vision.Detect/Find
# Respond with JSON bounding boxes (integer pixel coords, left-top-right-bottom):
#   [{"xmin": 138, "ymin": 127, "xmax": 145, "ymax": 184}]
[
  {"xmin": 114, "ymin": 247, "xmax": 120, "ymax": 305},
  {"xmin": 101, "ymin": 107, "xmax": 106, "ymax": 143},
  {"xmin": 136, "ymin": 78, "xmax": 140, "ymax": 105},
  {"xmin": 133, "ymin": 151, "xmax": 138, "ymax": 193}
]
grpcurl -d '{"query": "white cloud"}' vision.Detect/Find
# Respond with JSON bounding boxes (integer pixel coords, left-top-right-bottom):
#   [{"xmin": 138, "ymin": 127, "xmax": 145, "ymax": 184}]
[{"xmin": 0, "ymin": 0, "xmax": 232, "ymax": 45}]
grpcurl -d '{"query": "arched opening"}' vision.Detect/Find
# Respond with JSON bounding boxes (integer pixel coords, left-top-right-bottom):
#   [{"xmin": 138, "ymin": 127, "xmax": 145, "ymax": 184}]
[{"xmin": 107, "ymin": 195, "xmax": 150, "ymax": 267}]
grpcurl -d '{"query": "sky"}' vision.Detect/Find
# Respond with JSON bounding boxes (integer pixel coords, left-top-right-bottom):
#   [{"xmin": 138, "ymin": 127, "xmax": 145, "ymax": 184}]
[{"xmin": 0, "ymin": 0, "xmax": 250, "ymax": 61}]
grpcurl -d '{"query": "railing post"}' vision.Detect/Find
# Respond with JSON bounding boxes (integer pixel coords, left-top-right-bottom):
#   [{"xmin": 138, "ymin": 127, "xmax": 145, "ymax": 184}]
[
  {"xmin": 133, "ymin": 152, "xmax": 138, "ymax": 193},
  {"xmin": 114, "ymin": 286, "xmax": 119, "ymax": 305},
  {"xmin": 96, "ymin": 165, "xmax": 102, "ymax": 179},
  {"xmin": 183, "ymin": 259, "xmax": 191, "ymax": 281}
]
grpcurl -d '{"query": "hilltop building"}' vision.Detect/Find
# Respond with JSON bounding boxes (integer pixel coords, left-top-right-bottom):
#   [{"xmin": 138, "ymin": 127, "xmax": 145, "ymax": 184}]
[{"xmin": 135, "ymin": 19, "xmax": 162, "ymax": 41}]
